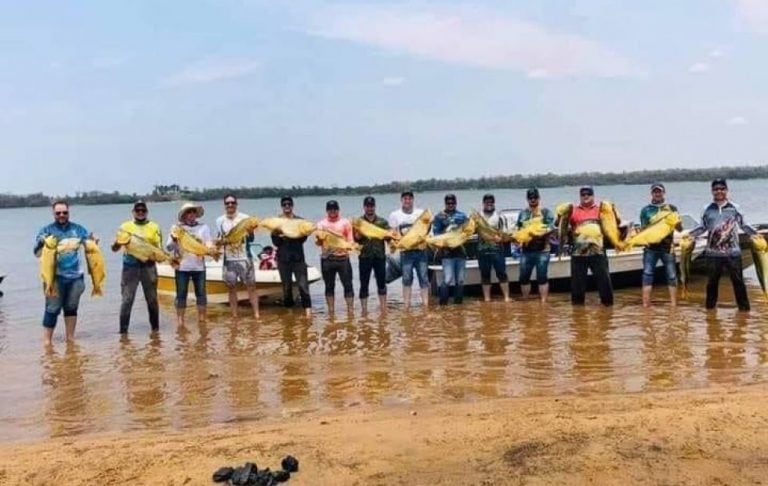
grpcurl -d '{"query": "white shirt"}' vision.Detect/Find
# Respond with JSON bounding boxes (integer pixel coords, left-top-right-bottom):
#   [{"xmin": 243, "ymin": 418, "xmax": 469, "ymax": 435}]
[
  {"xmin": 388, "ymin": 207, "xmax": 425, "ymax": 236},
  {"xmin": 216, "ymin": 212, "xmax": 250, "ymax": 262}
]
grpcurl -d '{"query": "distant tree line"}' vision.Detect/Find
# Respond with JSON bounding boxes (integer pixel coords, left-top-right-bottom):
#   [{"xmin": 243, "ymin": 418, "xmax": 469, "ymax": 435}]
[{"xmin": 2, "ymin": 164, "xmax": 767, "ymax": 209}]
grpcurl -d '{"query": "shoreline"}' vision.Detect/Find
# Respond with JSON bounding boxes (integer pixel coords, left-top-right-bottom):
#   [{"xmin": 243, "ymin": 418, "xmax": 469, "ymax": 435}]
[{"xmin": 2, "ymin": 385, "xmax": 767, "ymax": 485}]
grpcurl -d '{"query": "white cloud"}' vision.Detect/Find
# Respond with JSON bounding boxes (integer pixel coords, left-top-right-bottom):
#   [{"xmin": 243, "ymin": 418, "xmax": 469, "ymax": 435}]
[
  {"xmin": 726, "ymin": 116, "xmax": 749, "ymax": 126},
  {"xmin": 709, "ymin": 48, "xmax": 724, "ymax": 59},
  {"xmin": 381, "ymin": 76, "xmax": 405, "ymax": 87},
  {"xmin": 735, "ymin": 0, "xmax": 768, "ymax": 33},
  {"xmin": 163, "ymin": 57, "xmax": 260, "ymax": 87},
  {"xmin": 307, "ymin": 5, "xmax": 641, "ymax": 78},
  {"xmin": 688, "ymin": 62, "xmax": 711, "ymax": 74}
]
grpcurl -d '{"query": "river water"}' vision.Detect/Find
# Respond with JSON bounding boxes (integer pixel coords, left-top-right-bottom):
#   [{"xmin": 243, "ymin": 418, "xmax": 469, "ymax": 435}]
[{"xmin": 0, "ymin": 181, "xmax": 766, "ymax": 442}]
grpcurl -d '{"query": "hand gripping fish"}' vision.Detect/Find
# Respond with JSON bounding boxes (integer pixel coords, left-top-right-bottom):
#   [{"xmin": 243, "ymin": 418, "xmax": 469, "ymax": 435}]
[
  {"xmin": 679, "ymin": 235, "xmax": 695, "ymax": 299},
  {"xmin": 170, "ymin": 225, "xmax": 221, "ymax": 259},
  {"xmin": 750, "ymin": 235, "xmax": 768, "ymax": 300},
  {"xmin": 259, "ymin": 218, "xmax": 316, "ymax": 238},
  {"xmin": 555, "ymin": 203, "xmax": 573, "ymax": 257},
  {"xmin": 599, "ymin": 201, "xmax": 626, "ymax": 251},
  {"xmin": 625, "ymin": 211, "xmax": 682, "ymax": 249},
  {"xmin": 315, "ymin": 229, "xmax": 361, "ymax": 252},
  {"xmin": 39, "ymin": 235, "xmax": 59, "ymax": 297},
  {"xmin": 392, "ymin": 209, "xmax": 433, "ymax": 251},
  {"xmin": 470, "ymin": 209, "xmax": 503, "ymax": 243},
  {"xmin": 84, "ymin": 240, "xmax": 106, "ymax": 296},
  {"xmin": 352, "ymin": 218, "xmax": 395, "ymax": 241},
  {"xmin": 426, "ymin": 218, "xmax": 477, "ymax": 249},
  {"xmin": 512, "ymin": 217, "xmax": 551, "ymax": 246},
  {"xmin": 114, "ymin": 230, "xmax": 174, "ymax": 263},
  {"xmin": 217, "ymin": 216, "xmax": 260, "ymax": 248}
]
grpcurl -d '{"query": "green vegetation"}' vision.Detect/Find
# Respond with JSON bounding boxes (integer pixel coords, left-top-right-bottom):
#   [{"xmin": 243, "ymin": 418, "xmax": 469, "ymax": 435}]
[{"xmin": 2, "ymin": 165, "xmax": 767, "ymax": 209}]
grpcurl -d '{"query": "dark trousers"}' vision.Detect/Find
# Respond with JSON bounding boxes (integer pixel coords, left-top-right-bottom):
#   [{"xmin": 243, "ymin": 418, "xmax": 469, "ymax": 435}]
[
  {"xmin": 706, "ymin": 256, "xmax": 750, "ymax": 311},
  {"xmin": 321, "ymin": 257, "xmax": 354, "ymax": 298},
  {"xmin": 120, "ymin": 265, "xmax": 159, "ymax": 332},
  {"xmin": 359, "ymin": 257, "xmax": 387, "ymax": 298},
  {"xmin": 571, "ymin": 254, "xmax": 613, "ymax": 306},
  {"xmin": 278, "ymin": 260, "xmax": 312, "ymax": 309}
]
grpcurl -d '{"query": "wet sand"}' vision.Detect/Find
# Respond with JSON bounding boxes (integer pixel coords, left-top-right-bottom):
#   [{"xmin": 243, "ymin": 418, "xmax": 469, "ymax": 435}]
[{"xmin": 2, "ymin": 384, "xmax": 767, "ymax": 485}]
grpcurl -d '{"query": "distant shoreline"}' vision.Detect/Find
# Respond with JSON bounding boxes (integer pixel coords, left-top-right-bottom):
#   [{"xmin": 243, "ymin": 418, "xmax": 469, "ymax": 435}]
[{"xmin": 2, "ymin": 164, "xmax": 767, "ymax": 209}]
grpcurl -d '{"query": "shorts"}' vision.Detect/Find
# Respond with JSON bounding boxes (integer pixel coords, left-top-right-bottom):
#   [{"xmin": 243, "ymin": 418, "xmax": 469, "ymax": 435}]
[
  {"xmin": 43, "ymin": 276, "xmax": 85, "ymax": 328},
  {"xmin": 519, "ymin": 251, "xmax": 550, "ymax": 285},
  {"xmin": 223, "ymin": 259, "xmax": 255, "ymax": 288},
  {"xmin": 478, "ymin": 252, "xmax": 508, "ymax": 284},
  {"xmin": 642, "ymin": 248, "xmax": 677, "ymax": 286},
  {"xmin": 400, "ymin": 250, "xmax": 429, "ymax": 288}
]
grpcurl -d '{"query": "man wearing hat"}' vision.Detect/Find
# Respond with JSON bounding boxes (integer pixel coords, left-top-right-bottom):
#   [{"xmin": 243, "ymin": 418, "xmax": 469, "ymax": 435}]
[
  {"xmin": 432, "ymin": 193, "xmax": 469, "ymax": 305},
  {"xmin": 354, "ymin": 196, "xmax": 391, "ymax": 314},
  {"xmin": 477, "ymin": 194, "xmax": 510, "ymax": 302},
  {"xmin": 216, "ymin": 194, "xmax": 259, "ymax": 320},
  {"xmin": 688, "ymin": 178, "xmax": 761, "ymax": 311},
  {"xmin": 166, "ymin": 202, "xmax": 212, "ymax": 326},
  {"xmin": 638, "ymin": 183, "xmax": 682, "ymax": 307},
  {"xmin": 388, "ymin": 190, "xmax": 430, "ymax": 308},
  {"xmin": 111, "ymin": 200, "xmax": 162, "ymax": 333},
  {"xmin": 516, "ymin": 188, "xmax": 556, "ymax": 303},
  {"xmin": 316, "ymin": 200, "xmax": 355, "ymax": 315},
  {"xmin": 271, "ymin": 196, "xmax": 312, "ymax": 316}
]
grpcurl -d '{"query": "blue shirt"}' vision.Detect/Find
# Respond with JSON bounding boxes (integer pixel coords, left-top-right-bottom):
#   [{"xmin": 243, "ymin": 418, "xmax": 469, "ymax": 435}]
[
  {"xmin": 34, "ymin": 222, "xmax": 90, "ymax": 279},
  {"xmin": 689, "ymin": 201, "xmax": 756, "ymax": 257},
  {"xmin": 432, "ymin": 209, "xmax": 469, "ymax": 258}
]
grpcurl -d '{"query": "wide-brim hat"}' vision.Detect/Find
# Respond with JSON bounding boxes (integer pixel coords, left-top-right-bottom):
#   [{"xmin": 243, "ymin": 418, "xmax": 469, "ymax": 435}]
[{"xmin": 178, "ymin": 202, "xmax": 204, "ymax": 221}]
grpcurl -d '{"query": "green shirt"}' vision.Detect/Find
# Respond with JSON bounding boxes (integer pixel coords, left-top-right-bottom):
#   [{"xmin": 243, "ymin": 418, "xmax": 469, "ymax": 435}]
[
  {"xmin": 639, "ymin": 203, "xmax": 678, "ymax": 252},
  {"xmin": 355, "ymin": 215, "xmax": 389, "ymax": 259}
]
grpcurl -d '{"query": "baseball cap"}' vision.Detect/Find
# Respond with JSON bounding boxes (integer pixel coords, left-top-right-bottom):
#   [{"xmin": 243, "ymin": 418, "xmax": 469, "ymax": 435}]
[
  {"xmin": 711, "ymin": 178, "xmax": 728, "ymax": 189},
  {"xmin": 133, "ymin": 200, "xmax": 148, "ymax": 210},
  {"xmin": 482, "ymin": 193, "xmax": 495, "ymax": 202},
  {"xmin": 650, "ymin": 182, "xmax": 665, "ymax": 192},
  {"xmin": 400, "ymin": 190, "xmax": 414, "ymax": 198},
  {"xmin": 579, "ymin": 185, "xmax": 594, "ymax": 195},
  {"xmin": 526, "ymin": 188, "xmax": 540, "ymax": 199},
  {"xmin": 280, "ymin": 195, "xmax": 293, "ymax": 206},
  {"xmin": 363, "ymin": 196, "xmax": 376, "ymax": 206},
  {"xmin": 326, "ymin": 200, "xmax": 340, "ymax": 210},
  {"xmin": 444, "ymin": 193, "xmax": 457, "ymax": 203}
]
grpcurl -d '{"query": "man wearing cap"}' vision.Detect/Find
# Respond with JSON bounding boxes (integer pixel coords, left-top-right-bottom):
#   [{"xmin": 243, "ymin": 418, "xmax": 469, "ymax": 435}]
[
  {"xmin": 316, "ymin": 200, "xmax": 355, "ymax": 315},
  {"xmin": 477, "ymin": 194, "xmax": 510, "ymax": 302},
  {"xmin": 566, "ymin": 185, "xmax": 615, "ymax": 306},
  {"xmin": 639, "ymin": 183, "xmax": 682, "ymax": 307},
  {"xmin": 516, "ymin": 188, "xmax": 556, "ymax": 303},
  {"xmin": 166, "ymin": 202, "xmax": 212, "ymax": 326},
  {"xmin": 388, "ymin": 190, "xmax": 430, "ymax": 308},
  {"xmin": 271, "ymin": 196, "xmax": 312, "ymax": 317},
  {"xmin": 432, "ymin": 194, "xmax": 469, "ymax": 305},
  {"xmin": 354, "ymin": 196, "xmax": 390, "ymax": 314},
  {"xmin": 111, "ymin": 200, "xmax": 162, "ymax": 333},
  {"xmin": 216, "ymin": 194, "xmax": 259, "ymax": 320},
  {"xmin": 688, "ymin": 178, "xmax": 761, "ymax": 311}
]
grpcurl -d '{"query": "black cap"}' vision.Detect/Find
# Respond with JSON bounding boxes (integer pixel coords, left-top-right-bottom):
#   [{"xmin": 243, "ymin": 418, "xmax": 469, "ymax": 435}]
[
  {"xmin": 363, "ymin": 196, "xmax": 376, "ymax": 206},
  {"xmin": 579, "ymin": 185, "xmax": 594, "ymax": 195},
  {"xmin": 482, "ymin": 193, "xmax": 495, "ymax": 202},
  {"xmin": 526, "ymin": 188, "xmax": 540, "ymax": 199},
  {"xmin": 650, "ymin": 182, "xmax": 665, "ymax": 192},
  {"xmin": 133, "ymin": 200, "xmax": 147, "ymax": 210},
  {"xmin": 711, "ymin": 178, "xmax": 728, "ymax": 189},
  {"xmin": 400, "ymin": 190, "xmax": 414, "ymax": 198},
  {"xmin": 326, "ymin": 200, "xmax": 340, "ymax": 210},
  {"xmin": 280, "ymin": 195, "xmax": 293, "ymax": 205},
  {"xmin": 444, "ymin": 193, "xmax": 457, "ymax": 203}
]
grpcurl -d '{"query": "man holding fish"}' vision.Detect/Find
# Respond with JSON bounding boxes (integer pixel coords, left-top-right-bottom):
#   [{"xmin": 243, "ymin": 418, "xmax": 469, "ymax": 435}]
[
  {"xmin": 516, "ymin": 188, "xmax": 556, "ymax": 303},
  {"xmin": 352, "ymin": 196, "xmax": 391, "ymax": 314},
  {"xmin": 432, "ymin": 194, "xmax": 470, "ymax": 305},
  {"xmin": 389, "ymin": 191, "xmax": 432, "ymax": 308},
  {"xmin": 315, "ymin": 200, "xmax": 356, "ymax": 315},
  {"xmin": 216, "ymin": 194, "xmax": 260, "ymax": 320},
  {"xmin": 474, "ymin": 194, "xmax": 510, "ymax": 302},
  {"xmin": 111, "ymin": 200, "xmax": 162, "ymax": 334},
  {"xmin": 270, "ymin": 196, "xmax": 313, "ymax": 317}
]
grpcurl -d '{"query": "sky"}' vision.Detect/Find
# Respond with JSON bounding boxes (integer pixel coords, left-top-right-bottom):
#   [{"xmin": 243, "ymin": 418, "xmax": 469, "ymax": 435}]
[{"xmin": 1, "ymin": 0, "xmax": 767, "ymax": 195}]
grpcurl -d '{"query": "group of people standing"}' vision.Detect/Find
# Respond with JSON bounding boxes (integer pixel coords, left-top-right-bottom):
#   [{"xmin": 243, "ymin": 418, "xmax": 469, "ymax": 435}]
[{"xmin": 33, "ymin": 177, "xmax": 763, "ymax": 346}]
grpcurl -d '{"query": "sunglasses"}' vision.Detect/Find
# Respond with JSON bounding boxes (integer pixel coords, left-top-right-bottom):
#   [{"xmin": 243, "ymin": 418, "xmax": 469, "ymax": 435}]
[
  {"xmin": 224, "ymin": 201, "xmax": 237, "ymax": 206},
  {"xmin": 528, "ymin": 196, "xmax": 539, "ymax": 200},
  {"xmin": 281, "ymin": 202, "xmax": 293, "ymax": 207},
  {"xmin": 134, "ymin": 208, "xmax": 147, "ymax": 213},
  {"xmin": 55, "ymin": 211, "xmax": 69, "ymax": 216},
  {"xmin": 580, "ymin": 192, "xmax": 593, "ymax": 197},
  {"xmin": 712, "ymin": 186, "xmax": 727, "ymax": 191}
]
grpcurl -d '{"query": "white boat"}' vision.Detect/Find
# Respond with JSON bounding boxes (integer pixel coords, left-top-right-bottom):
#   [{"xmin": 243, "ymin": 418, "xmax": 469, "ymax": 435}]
[{"xmin": 156, "ymin": 260, "xmax": 321, "ymax": 304}]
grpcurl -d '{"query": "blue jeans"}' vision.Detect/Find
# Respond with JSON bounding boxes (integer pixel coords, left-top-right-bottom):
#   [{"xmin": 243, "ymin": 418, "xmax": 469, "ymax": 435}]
[
  {"xmin": 478, "ymin": 252, "xmax": 508, "ymax": 284},
  {"xmin": 175, "ymin": 270, "xmax": 207, "ymax": 308},
  {"xmin": 43, "ymin": 276, "xmax": 85, "ymax": 328},
  {"xmin": 519, "ymin": 251, "xmax": 550, "ymax": 285},
  {"xmin": 642, "ymin": 248, "xmax": 677, "ymax": 286},
  {"xmin": 400, "ymin": 250, "xmax": 429, "ymax": 288},
  {"xmin": 441, "ymin": 258, "xmax": 466, "ymax": 287}
]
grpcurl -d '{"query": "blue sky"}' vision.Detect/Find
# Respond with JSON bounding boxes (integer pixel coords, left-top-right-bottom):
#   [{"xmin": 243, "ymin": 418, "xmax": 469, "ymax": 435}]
[{"xmin": 1, "ymin": 0, "xmax": 767, "ymax": 195}]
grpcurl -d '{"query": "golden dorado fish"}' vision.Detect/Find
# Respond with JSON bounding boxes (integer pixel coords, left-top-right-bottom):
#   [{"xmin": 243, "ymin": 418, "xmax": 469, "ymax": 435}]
[
  {"xmin": 599, "ymin": 201, "xmax": 626, "ymax": 251},
  {"xmin": 352, "ymin": 218, "xmax": 394, "ymax": 240},
  {"xmin": 218, "ymin": 216, "xmax": 260, "ymax": 247},
  {"xmin": 170, "ymin": 225, "xmax": 220, "ymax": 258},
  {"xmin": 470, "ymin": 209, "xmax": 503, "ymax": 243},
  {"xmin": 679, "ymin": 235, "xmax": 695, "ymax": 299},
  {"xmin": 315, "ymin": 229, "xmax": 361, "ymax": 252},
  {"xmin": 513, "ymin": 217, "xmax": 551, "ymax": 246},
  {"xmin": 426, "ymin": 218, "xmax": 477, "ymax": 249},
  {"xmin": 392, "ymin": 209, "xmax": 433, "ymax": 251},
  {"xmin": 625, "ymin": 211, "xmax": 681, "ymax": 248},
  {"xmin": 555, "ymin": 203, "xmax": 573, "ymax": 255},
  {"xmin": 84, "ymin": 240, "xmax": 106, "ymax": 297},
  {"xmin": 750, "ymin": 235, "xmax": 768, "ymax": 299},
  {"xmin": 114, "ymin": 230, "xmax": 173, "ymax": 263},
  {"xmin": 259, "ymin": 217, "xmax": 316, "ymax": 238},
  {"xmin": 40, "ymin": 235, "xmax": 59, "ymax": 297}
]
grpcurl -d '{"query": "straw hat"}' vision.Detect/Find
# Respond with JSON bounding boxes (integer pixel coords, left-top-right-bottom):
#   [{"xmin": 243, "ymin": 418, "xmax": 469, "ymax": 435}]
[{"xmin": 177, "ymin": 202, "xmax": 204, "ymax": 222}]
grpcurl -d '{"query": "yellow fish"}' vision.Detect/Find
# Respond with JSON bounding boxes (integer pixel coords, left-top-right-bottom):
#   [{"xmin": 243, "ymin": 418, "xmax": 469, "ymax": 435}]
[
  {"xmin": 574, "ymin": 222, "xmax": 603, "ymax": 240},
  {"xmin": 599, "ymin": 201, "xmax": 626, "ymax": 251},
  {"xmin": 679, "ymin": 235, "xmax": 695, "ymax": 299},
  {"xmin": 427, "ymin": 218, "xmax": 477, "ymax": 249},
  {"xmin": 218, "ymin": 216, "xmax": 260, "ymax": 247},
  {"xmin": 259, "ymin": 217, "xmax": 316, "ymax": 239},
  {"xmin": 392, "ymin": 209, "xmax": 433, "ymax": 251},
  {"xmin": 555, "ymin": 203, "xmax": 573, "ymax": 255},
  {"xmin": 40, "ymin": 235, "xmax": 58, "ymax": 297},
  {"xmin": 470, "ymin": 209, "xmax": 503, "ymax": 243},
  {"xmin": 315, "ymin": 230, "xmax": 361, "ymax": 252},
  {"xmin": 170, "ymin": 225, "xmax": 220, "ymax": 258},
  {"xmin": 513, "ymin": 217, "xmax": 551, "ymax": 246},
  {"xmin": 84, "ymin": 240, "xmax": 106, "ymax": 297},
  {"xmin": 750, "ymin": 235, "xmax": 768, "ymax": 299},
  {"xmin": 625, "ymin": 211, "xmax": 681, "ymax": 248},
  {"xmin": 352, "ymin": 218, "xmax": 394, "ymax": 240},
  {"xmin": 114, "ymin": 230, "xmax": 173, "ymax": 263}
]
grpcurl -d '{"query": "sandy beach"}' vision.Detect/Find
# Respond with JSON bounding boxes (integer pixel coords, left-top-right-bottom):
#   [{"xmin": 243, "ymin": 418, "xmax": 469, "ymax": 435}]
[{"xmin": 2, "ymin": 384, "xmax": 767, "ymax": 485}]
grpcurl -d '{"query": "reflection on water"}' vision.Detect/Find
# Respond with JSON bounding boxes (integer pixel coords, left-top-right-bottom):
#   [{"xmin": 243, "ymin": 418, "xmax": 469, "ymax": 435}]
[{"xmin": 0, "ymin": 282, "xmax": 767, "ymax": 442}]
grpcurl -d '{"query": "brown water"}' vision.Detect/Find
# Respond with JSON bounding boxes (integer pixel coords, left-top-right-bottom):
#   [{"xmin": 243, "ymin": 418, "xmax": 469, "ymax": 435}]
[{"xmin": 1, "ymin": 181, "xmax": 767, "ymax": 443}]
